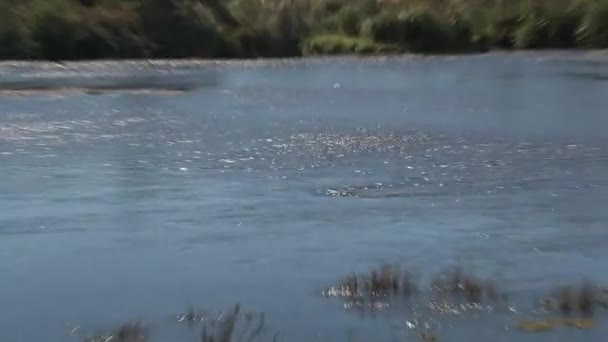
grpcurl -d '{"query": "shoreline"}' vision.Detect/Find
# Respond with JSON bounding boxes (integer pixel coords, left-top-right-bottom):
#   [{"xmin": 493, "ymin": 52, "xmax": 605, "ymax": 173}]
[{"xmin": 0, "ymin": 50, "xmax": 607, "ymax": 67}]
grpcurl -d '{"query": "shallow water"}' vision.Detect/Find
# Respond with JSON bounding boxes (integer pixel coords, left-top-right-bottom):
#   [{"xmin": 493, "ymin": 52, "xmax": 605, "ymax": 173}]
[{"xmin": 2, "ymin": 53, "xmax": 608, "ymax": 341}]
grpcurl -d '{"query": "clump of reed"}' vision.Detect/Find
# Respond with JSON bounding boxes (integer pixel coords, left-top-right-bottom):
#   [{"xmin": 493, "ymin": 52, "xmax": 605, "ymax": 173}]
[
  {"xmin": 178, "ymin": 305, "xmax": 274, "ymax": 342},
  {"xmin": 431, "ymin": 266, "xmax": 502, "ymax": 304},
  {"xmin": 541, "ymin": 281, "xmax": 604, "ymax": 316},
  {"xmin": 324, "ymin": 263, "xmax": 515, "ymax": 318},
  {"xmin": 81, "ymin": 322, "xmax": 147, "ymax": 342},
  {"xmin": 324, "ymin": 264, "xmax": 417, "ymax": 299}
]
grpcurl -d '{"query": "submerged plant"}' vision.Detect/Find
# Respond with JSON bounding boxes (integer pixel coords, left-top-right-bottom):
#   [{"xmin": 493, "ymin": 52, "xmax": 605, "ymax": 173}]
[
  {"xmin": 324, "ymin": 264, "xmax": 417, "ymax": 299},
  {"xmin": 80, "ymin": 322, "xmax": 147, "ymax": 342},
  {"xmin": 431, "ymin": 266, "xmax": 502, "ymax": 304},
  {"xmin": 197, "ymin": 305, "xmax": 270, "ymax": 342},
  {"xmin": 541, "ymin": 281, "xmax": 601, "ymax": 316}
]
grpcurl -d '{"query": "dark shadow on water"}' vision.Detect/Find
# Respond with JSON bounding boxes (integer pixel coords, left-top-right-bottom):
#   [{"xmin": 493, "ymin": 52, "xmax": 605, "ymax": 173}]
[
  {"xmin": 0, "ymin": 69, "xmax": 222, "ymax": 96},
  {"xmin": 559, "ymin": 72, "xmax": 608, "ymax": 82}
]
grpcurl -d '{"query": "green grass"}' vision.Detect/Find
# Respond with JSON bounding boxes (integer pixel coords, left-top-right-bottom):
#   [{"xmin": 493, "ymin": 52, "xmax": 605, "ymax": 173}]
[
  {"xmin": 302, "ymin": 34, "xmax": 400, "ymax": 55},
  {"xmin": 1, "ymin": 0, "xmax": 608, "ymax": 59}
]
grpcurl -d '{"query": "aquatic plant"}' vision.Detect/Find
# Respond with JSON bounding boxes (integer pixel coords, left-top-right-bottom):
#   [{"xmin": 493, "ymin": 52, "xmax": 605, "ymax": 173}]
[
  {"xmin": 175, "ymin": 305, "xmax": 273, "ymax": 342},
  {"xmin": 431, "ymin": 266, "xmax": 501, "ymax": 304},
  {"xmin": 540, "ymin": 281, "xmax": 602, "ymax": 316},
  {"xmin": 81, "ymin": 322, "xmax": 147, "ymax": 342},
  {"xmin": 324, "ymin": 264, "xmax": 417, "ymax": 299}
]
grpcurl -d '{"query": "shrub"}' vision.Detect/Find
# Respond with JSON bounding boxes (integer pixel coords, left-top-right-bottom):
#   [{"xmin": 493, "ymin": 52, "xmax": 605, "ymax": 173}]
[
  {"xmin": 576, "ymin": 0, "xmax": 608, "ymax": 47},
  {"xmin": 0, "ymin": 5, "xmax": 33, "ymax": 59},
  {"xmin": 363, "ymin": 9, "xmax": 480, "ymax": 53},
  {"xmin": 302, "ymin": 34, "xmax": 400, "ymax": 55},
  {"xmin": 514, "ymin": 6, "xmax": 583, "ymax": 48},
  {"xmin": 137, "ymin": 0, "xmax": 235, "ymax": 58},
  {"xmin": 232, "ymin": 28, "xmax": 300, "ymax": 58},
  {"xmin": 2, "ymin": 0, "xmax": 608, "ymax": 59},
  {"xmin": 25, "ymin": 0, "xmax": 83, "ymax": 60},
  {"xmin": 73, "ymin": 5, "xmax": 148, "ymax": 58},
  {"xmin": 334, "ymin": 7, "xmax": 363, "ymax": 36},
  {"xmin": 262, "ymin": 5, "xmax": 310, "ymax": 56},
  {"xmin": 321, "ymin": 0, "xmax": 379, "ymax": 36}
]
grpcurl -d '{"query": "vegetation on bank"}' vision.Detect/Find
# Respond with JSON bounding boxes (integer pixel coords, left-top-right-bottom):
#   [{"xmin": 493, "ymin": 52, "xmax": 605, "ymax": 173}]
[{"xmin": 1, "ymin": 0, "xmax": 608, "ymax": 60}]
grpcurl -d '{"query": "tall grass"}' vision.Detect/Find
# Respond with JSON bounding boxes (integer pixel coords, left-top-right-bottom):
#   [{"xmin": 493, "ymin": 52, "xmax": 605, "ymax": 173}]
[
  {"xmin": 0, "ymin": 3, "xmax": 32, "ymax": 59},
  {"xmin": 1, "ymin": 0, "xmax": 608, "ymax": 59},
  {"xmin": 576, "ymin": 0, "xmax": 608, "ymax": 47}
]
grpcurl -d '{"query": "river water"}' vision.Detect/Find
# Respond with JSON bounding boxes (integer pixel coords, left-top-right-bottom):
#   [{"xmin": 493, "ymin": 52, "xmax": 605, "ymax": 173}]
[{"xmin": 1, "ymin": 53, "xmax": 608, "ymax": 341}]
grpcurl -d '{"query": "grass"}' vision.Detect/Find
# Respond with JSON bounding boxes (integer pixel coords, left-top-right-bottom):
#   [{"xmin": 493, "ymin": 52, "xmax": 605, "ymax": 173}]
[
  {"xmin": 199, "ymin": 305, "xmax": 263, "ymax": 342},
  {"xmin": 80, "ymin": 322, "xmax": 147, "ymax": 342},
  {"xmin": 323, "ymin": 264, "xmax": 417, "ymax": 300},
  {"xmin": 180, "ymin": 305, "xmax": 274, "ymax": 342},
  {"xmin": 71, "ymin": 269, "xmax": 608, "ymax": 342},
  {"xmin": 430, "ymin": 266, "xmax": 501, "ymax": 304},
  {"xmin": 2, "ymin": 0, "xmax": 608, "ymax": 59},
  {"xmin": 324, "ymin": 264, "xmax": 503, "ymax": 305},
  {"xmin": 302, "ymin": 34, "xmax": 400, "ymax": 55},
  {"xmin": 540, "ymin": 281, "xmax": 599, "ymax": 316}
]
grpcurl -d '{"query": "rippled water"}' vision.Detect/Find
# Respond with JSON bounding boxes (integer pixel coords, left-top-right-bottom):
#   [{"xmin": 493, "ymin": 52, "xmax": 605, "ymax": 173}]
[{"xmin": 2, "ymin": 53, "xmax": 608, "ymax": 341}]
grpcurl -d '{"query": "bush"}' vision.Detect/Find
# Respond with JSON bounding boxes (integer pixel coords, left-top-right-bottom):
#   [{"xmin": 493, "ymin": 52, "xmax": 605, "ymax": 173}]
[
  {"xmin": 576, "ymin": 0, "xmax": 608, "ymax": 47},
  {"xmin": 232, "ymin": 28, "xmax": 300, "ymax": 57},
  {"xmin": 333, "ymin": 7, "xmax": 363, "ymax": 36},
  {"xmin": 72, "ymin": 6, "xmax": 148, "ymax": 58},
  {"xmin": 27, "ymin": 0, "xmax": 84, "ymax": 60},
  {"xmin": 1, "ymin": 0, "xmax": 608, "ymax": 59},
  {"xmin": 0, "ymin": 5, "xmax": 33, "ymax": 59},
  {"xmin": 136, "ymin": 0, "xmax": 237, "ymax": 58},
  {"xmin": 259, "ymin": 5, "xmax": 310, "ymax": 57},
  {"xmin": 25, "ymin": 0, "xmax": 147, "ymax": 59},
  {"xmin": 363, "ymin": 9, "xmax": 480, "ymax": 53},
  {"xmin": 449, "ymin": 15, "xmax": 489, "ymax": 51},
  {"xmin": 514, "ymin": 7, "xmax": 583, "ymax": 48},
  {"xmin": 302, "ymin": 34, "xmax": 400, "ymax": 55},
  {"xmin": 321, "ymin": 0, "xmax": 379, "ymax": 36}
]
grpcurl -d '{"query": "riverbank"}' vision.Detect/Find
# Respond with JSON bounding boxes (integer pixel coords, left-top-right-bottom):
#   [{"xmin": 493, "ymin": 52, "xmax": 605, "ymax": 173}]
[
  {"xmin": 1, "ymin": 50, "xmax": 608, "ymax": 68},
  {"xmin": 1, "ymin": 0, "xmax": 607, "ymax": 60}
]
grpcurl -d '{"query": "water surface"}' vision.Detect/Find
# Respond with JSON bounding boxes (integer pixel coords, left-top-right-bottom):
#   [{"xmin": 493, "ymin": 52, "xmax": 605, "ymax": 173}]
[{"xmin": 2, "ymin": 53, "xmax": 608, "ymax": 341}]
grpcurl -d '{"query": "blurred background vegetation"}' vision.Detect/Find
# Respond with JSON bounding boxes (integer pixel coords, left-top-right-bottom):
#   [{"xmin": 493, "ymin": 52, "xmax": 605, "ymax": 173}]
[{"xmin": 0, "ymin": 0, "xmax": 607, "ymax": 60}]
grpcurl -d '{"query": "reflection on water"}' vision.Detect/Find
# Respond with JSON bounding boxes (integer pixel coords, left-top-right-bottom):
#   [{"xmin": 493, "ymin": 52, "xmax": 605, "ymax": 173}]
[{"xmin": 1, "ymin": 53, "xmax": 608, "ymax": 342}]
